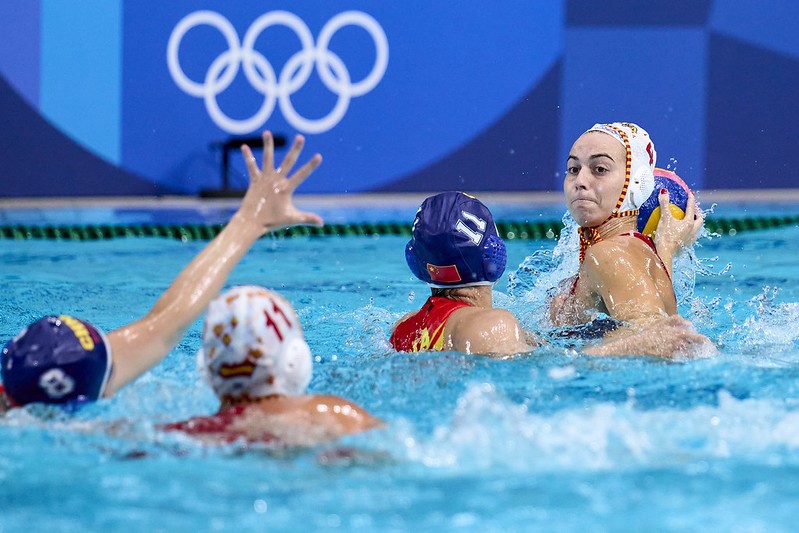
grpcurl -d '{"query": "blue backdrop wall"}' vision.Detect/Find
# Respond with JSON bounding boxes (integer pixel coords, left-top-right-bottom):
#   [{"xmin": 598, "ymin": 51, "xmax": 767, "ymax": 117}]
[{"xmin": 1, "ymin": 0, "xmax": 797, "ymax": 197}]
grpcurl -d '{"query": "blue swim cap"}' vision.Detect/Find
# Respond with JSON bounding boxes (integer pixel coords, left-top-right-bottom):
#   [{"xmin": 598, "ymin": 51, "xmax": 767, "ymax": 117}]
[
  {"xmin": 1, "ymin": 316, "xmax": 112, "ymax": 406},
  {"xmin": 405, "ymin": 192, "xmax": 507, "ymax": 288}
]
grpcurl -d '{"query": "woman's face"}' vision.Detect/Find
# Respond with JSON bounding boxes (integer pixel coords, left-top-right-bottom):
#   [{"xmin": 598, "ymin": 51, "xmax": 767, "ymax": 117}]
[{"xmin": 564, "ymin": 131, "xmax": 628, "ymax": 227}]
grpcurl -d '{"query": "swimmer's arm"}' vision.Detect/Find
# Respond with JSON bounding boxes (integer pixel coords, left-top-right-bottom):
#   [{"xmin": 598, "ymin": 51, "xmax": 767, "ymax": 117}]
[
  {"xmin": 104, "ymin": 131, "xmax": 323, "ymax": 396},
  {"xmin": 583, "ymin": 315, "xmax": 715, "ymax": 358},
  {"xmin": 582, "ymin": 244, "xmax": 668, "ymax": 322},
  {"xmin": 449, "ymin": 309, "xmax": 535, "ymax": 356},
  {"xmin": 653, "ymin": 190, "xmax": 703, "ymax": 278}
]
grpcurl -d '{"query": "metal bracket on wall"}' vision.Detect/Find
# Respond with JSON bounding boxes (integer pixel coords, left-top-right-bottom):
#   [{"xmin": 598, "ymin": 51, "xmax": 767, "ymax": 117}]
[{"xmin": 201, "ymin": 134, "xmax": 287, "ymax": 198}]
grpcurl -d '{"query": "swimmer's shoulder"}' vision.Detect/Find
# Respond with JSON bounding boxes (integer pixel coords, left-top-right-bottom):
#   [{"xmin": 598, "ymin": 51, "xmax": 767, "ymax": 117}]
[
  {"xmin": 446, "ymin": 307, "xmax": 529, "ymax": 355},
  {"xmin": 449, "ymin": 305, "xmax": 517, "ymax": 324},
  {"xmin": 298, "ymin": 394, "xmax": 384, "ymax": 432},
  {"xmin": 584, "ymin": 235, "xmax": 655, "ymax": 274}
]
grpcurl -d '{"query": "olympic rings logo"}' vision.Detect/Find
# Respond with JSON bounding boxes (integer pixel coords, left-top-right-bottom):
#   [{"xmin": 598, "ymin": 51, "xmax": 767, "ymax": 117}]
[{"xmin": 167, "ymin": 10, "xmax": 389, "ymax": 134}]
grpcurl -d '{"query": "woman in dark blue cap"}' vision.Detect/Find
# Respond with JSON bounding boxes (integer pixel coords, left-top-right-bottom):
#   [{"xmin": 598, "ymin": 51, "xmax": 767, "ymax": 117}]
[
  {"xmin": 391, "ymin": 191, "xmax": 536, "ymax": 355},
  {"xmin": 1, "ymin": 131, "xmax": 323, "ymax": 412}
]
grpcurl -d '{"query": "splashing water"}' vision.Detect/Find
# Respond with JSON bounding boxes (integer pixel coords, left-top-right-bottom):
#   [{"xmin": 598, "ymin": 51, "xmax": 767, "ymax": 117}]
[
  {"xmin": 506, "ymin": 212, "xmax": 582, "ymax": 328},
  {"xmin": 506, "ymin": 210, "xmax": 713, "ymax": 326}
]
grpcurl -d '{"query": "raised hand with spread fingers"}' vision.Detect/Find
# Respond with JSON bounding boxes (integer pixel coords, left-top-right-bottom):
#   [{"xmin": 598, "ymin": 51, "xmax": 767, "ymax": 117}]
[{"xmin": 238, "ymin": 131, "xmax": 323, "ymax": 233}]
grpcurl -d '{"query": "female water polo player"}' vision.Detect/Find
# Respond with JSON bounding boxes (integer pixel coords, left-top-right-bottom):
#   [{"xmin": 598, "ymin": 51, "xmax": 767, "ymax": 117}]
[
  {"xmin": 547, "ymin": 122, "xmax": 711, "ymax": 355},
  {"xmin": 391, "ymin": 192, "xmax": 534, "ymax": 355},
  {"xmin": 0, "ymin": 131, "xmax": 323, "ymax": 413},
  {"xmin": 160, "ymin": 286, "xmax": 382, "ymax": 446}
]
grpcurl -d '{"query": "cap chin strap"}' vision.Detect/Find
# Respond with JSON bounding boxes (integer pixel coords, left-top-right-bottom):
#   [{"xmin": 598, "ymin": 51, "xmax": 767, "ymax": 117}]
[
  {"xmin": 578, "ymin": 124, "xmax": 637, "ymax": 263},
  {"xmin": 578, "ymin": 209, "xmax": 639, "ymax": 262}
]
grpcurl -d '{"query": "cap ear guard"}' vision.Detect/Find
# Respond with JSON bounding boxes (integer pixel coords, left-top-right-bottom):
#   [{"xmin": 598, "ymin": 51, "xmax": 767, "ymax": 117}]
[
  {"xmin": 626, "ymin": 162, "xmax": 656, "ymax": 210},
  {"xmin": 277, "ymin": 337, "xmax": 313, "ymax": 396},
  {"xmin": 405, "ymin": 234, "xmax": 507, "ymax": 285},
  {"xmin": 405, "ymin": 239, "xmax": 428, "ymax": 283},
  {"xmin": 482, "ymin": 234, "xmax": 507, "ymax": 282}
]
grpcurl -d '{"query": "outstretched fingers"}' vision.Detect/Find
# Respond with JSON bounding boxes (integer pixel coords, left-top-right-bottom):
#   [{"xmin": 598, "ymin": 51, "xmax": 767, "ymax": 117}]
[
  {"xmin": 277, "ymin": 134, "xmax": 305, "ymax": 177},
  {"xmin": 294, "ymin": 209, "xmax": 324, "ymax": 228},
  {"xmin": 241, "ymin": 144, "xmax": 261, "ymax": 182},
  {"xmin": 287, "ymin": 154, "xmax": 323, "ymax": 191},
  {"xmin": 261, "ymin": 131, "xmax": 275, "ymax": 174}
]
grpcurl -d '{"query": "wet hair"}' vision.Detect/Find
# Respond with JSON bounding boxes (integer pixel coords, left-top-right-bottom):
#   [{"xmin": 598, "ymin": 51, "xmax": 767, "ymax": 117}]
[{"xmin": 431, "ymin": 287, "xmax": 476, "ymax": 301}]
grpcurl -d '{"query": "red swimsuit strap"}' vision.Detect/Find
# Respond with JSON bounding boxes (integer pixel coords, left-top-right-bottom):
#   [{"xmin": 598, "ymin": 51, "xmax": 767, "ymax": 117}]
[{"xmin": 628, "ymin": 231, "xmax": 671, "ymax": 281}]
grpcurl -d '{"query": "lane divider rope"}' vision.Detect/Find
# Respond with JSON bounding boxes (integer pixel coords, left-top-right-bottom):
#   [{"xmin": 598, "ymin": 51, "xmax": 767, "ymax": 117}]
[{"xmin": 0, "ymin": 217, "xmax": 797, "ymax": 241}]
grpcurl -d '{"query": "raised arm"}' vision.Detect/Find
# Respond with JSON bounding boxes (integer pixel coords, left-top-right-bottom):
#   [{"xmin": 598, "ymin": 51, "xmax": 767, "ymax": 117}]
[
  {"xmin": 104, "ymin": 131, "xmax": 322, "ymax": 396},
  {"xmin": 580, "ymin": 242, "xmax": 675, "ymax": 322}
]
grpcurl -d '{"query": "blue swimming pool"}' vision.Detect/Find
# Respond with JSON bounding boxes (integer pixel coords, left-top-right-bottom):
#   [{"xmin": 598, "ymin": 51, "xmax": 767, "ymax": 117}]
[{"xmin": 2, "ymin": 201, "xmax": 799, "ymax": 531}]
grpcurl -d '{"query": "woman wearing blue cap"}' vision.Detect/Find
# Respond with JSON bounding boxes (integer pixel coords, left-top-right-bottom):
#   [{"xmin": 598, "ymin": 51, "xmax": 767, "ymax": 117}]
[
  {"xmin": 391, "ymin": 192, "xmax": 533, "ymax": 355},
  {"xmin": 0, "ymin": 131, "xmax": 323, "ymax": 412}
]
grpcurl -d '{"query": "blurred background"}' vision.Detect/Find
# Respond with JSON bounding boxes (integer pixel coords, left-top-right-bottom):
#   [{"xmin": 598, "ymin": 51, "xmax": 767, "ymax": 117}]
[{"xmin": 1, "ymin": 0, "xmax": 797, "ymax": 198}]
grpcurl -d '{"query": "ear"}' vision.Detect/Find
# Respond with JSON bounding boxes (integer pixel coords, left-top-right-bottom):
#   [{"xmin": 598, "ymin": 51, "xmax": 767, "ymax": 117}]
[
  {"xmin": 629, "ymin": 167, "xmax": 655, "ymax": 209},
  {"xmin": 482, "ymin": 235, "xmax": 507, "ymax": 282}
]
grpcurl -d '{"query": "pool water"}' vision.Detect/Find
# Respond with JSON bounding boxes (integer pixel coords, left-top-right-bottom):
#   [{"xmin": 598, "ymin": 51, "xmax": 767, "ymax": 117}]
[{"xmin": 2, "ymin": 209, "xmax": 799, "ymax": 531}]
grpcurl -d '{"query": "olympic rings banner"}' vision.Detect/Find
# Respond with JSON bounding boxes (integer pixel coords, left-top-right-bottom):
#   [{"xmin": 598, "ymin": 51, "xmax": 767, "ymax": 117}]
[
  {"xmin": 123, "ymin": 2, "xmax": 559, "ymax": 194},
  {"xmin": 166, "ymin": 10, "xmax": 389, "ymax": 135},
  {"xmin": 2, "ymin": 0, "xmax": 799, "ymax": 196}
]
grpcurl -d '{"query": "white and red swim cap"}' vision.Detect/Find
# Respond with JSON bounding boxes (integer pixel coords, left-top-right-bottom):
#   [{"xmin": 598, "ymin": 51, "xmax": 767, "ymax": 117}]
[
  {"xmin": 199, "ymin": 286, "xmax": 312, "ymax": 402},
  {"xmin": 584, "ymin": 122, "xmax": 657, "ymax": 214}
]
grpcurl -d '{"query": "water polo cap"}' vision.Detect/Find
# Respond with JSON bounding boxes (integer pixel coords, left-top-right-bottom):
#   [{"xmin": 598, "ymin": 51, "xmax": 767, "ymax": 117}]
[
  {"xmin": 1, "ymin": 315, "xmax": 113, "ymax": 406},
  {"xmin": 405, "ymin": 191, "xmax": 507, "ymax": 288},
  {"xmin": 578, "ymin": 122, "xmax": 657, "ymax": 261},
  {"xmin": 199, "ymin": 286, "xmax": 312, "ymax": 403},
  {"xmin": 584, "ymin": 122, "xmax": 657, "ymax": 215}
]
